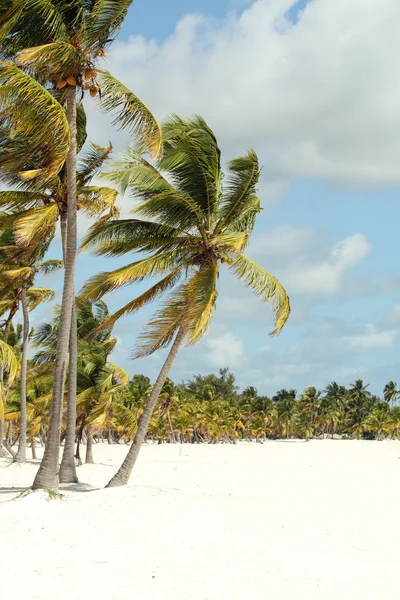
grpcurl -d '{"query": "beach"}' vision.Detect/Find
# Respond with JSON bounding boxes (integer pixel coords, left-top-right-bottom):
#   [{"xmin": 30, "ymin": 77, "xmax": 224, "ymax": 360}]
[{"xmin": 1, "ymin": 440, "xmax": 399, "ymax": 599}]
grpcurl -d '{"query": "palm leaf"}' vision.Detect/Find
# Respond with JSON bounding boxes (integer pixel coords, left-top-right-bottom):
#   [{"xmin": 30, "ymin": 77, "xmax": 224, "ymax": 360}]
[
  {"xmin": 16, "ymin": 42, "xmax": 87, "ymax": 79},
  {"xmin": 97, "ymin": 70, "xmax": 162, "ymax": 158},
  {"xmin": 80, "ymin": 218, "xmax": 185, "ymax": 257},
  {"xmin": 0, "ymin": 339, "xmax": 17, "ymax": 384},
  {"xmin": 13, "ymin": 203, "xmax": 59, "ymax": 246},
  {"xmin": 0, "ymin": 61, "xmax": 70, "ymax": 180},
  {"xmin": 84, "ymin": 0, "xmax": 134, "ymax": 53},
  {"xmin": 86, "ymin": 269, "xmax": 182, "ymax": 337},
  {"xmin": 79, "ymin": 249, "xmax": 182, "ymax": 301},
  {"xmin": 77, "ymin": 142, "xmax": 113, "ymax": 186},
  {"xmin": 215, "ymin": 150, "xmax": 260, "ymax": 234},
  {"xmin": 229, "ymin": 254, "xmax": 290, "ymax": 336},
  {"xmin": 27, "ymin": 287, "xmax": 55, "ymax": 310}
]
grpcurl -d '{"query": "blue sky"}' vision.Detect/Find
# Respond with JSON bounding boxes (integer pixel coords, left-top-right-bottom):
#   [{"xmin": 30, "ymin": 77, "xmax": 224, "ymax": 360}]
[{"xmin": 36, "ymin": 0, "xmax": 400, "ymax": 396}]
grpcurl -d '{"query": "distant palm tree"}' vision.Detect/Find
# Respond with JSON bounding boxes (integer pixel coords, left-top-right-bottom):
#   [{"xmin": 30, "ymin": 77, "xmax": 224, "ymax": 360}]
[
  {"xmin": 81, "ymin": 115, "xmax": 290, "ymax": 486},
  {"xmin": 383, "ymin": 381, "xmax": 399, "ymax": 408},
  {"xmin": 364, "ymin": 405, "xmax": 390, "ymax": 441},
  {"xmin": 274, "ymin": 390, "xmax": 297, "ymax": 440}
]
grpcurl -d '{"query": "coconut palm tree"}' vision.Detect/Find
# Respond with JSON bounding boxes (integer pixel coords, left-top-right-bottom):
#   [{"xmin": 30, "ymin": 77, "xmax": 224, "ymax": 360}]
[
  {"xmin": 0, "ymin": 0, "xmax": 161, "ymax": 490},
  {"xmin": 0, "ymin": 262, "xmax": 60, "ymax": 462},
  {"xmin": 80, "ymin": 115, "xmax": 290, "ymax": 486},
  {"xmin": 386, "ymin": 406, "xmax": 400, "ymax": 439},
  {"xmin": 363, "ymin": 404, "xmax": 390, "ymax": 441},
  {"xmin": 0, "ymin": 219, "xmax": 60, "ymax": 462},
  {"xmin": 383, "ymin": 381, "xmax": 399, "ymax": 408},
  {"xmin": 273, "ymin": 389, "xmax": 297, "ymax": 439},
  {"xmin": 298, "ymin": 386, "xmax": 321, "ymax": 435},
  {"xmin": 0, "ymin": 140, "xmax": 120, "ymax": 481}
]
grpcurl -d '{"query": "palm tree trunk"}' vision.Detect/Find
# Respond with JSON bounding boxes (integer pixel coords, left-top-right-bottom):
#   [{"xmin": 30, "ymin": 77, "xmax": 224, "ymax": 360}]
[
  {"xmin": 32, "ymin": 86, "xmax": 78, "ymax": 490},
  {"xmin": 31, "ymin": 436, "xmax": 37, "ymax": 460},
  {"xmin": 106, "ymin": 327, "xmax": 187, "ymax": 488},
  {"xmin": 85, "ymin": 426, "xmax": 94, "ymax": 464},
  {"xmin": 15, "ymin": 285, "xmax": 29, "ymax": 463},
  {"xmin": 167, "ymin": 410, "xmax": 176, "ymax": 443},
  {"xmin": 0, "ymin": 317, "xmax": 12, "ymax": 458},
  {"xmin": 59, "ymin": 302, "xmax": 78, "ymax": 483}
]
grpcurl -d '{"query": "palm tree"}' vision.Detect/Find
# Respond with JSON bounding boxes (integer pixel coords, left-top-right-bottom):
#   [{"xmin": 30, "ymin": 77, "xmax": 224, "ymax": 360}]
[
  {"xmin": 298, "ymin": 386, "xmax": 321, "ymax": 435},
  {"xmin": 364, "ymin": 404, "xmax": 390, "ymax": 441},
  {"xmin": 0, "ymin": 0, "xmax": 161, "ymax": 490},
  {"xmin": 274, "ymin": 390, "xmax": 297, "ymax": 440},
  {"xmin": 80, "ymin": 115, "xmax": 290, "ymax": 486},
  {"xmin": 346, "ymin": 380, "xmax": 375, "ymax": 439},
  {"xmin": 0, "ymin": 221, "xmax": 60, "ymax": 462},
  {"xmin": 386, "ymin": 406, "xmax": 400, "ymax": 439},
  {"xmin": 383, "ymin": 381, "xmax": 399, "ymax": 408}
]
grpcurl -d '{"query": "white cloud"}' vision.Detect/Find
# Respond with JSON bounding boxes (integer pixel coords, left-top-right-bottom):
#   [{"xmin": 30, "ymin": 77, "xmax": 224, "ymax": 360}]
[
  {"xmin": 206, "ymin": 332, "xmax": 245, "ymax": 367},
  {"xmin": 342, "ymin": 324, "xmax": 398, "ymax": 351},
  {"xmin": 99, "ymin": 0, "xmax": 400, "ymax": 186},
  {"xmin": 283, "ymin": 233, "xmax": 372, "ymax": 294}
]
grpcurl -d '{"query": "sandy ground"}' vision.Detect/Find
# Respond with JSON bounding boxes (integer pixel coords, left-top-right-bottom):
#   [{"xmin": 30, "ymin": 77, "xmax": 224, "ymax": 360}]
[{"xmin": 1, "ymin": 440, "xmax": 400, "ymax": 599}]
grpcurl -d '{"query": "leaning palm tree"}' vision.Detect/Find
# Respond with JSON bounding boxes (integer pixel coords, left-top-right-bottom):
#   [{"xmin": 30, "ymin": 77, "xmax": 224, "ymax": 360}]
[
  {"xmin": 80, "ymin": 115, "xmax": 290, "ymax": 486},
  {"xmin": 383, "ymin": 381, "xmax": 399, "ymax": 408},
  {"xmin": 0, "ymin": 140, "xmax": 120, "ymax": 481},
  {"xmin": 1, "ymin": 0, "xmax": 161, "ymax": 490}
]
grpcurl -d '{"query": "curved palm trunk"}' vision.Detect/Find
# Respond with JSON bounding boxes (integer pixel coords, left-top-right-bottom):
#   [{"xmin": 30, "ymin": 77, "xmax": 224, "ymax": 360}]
[
  {"xmin": 106, "ymin": 327, "xmax": 186, "ymax": 488},
  {"xmin": 167, "ymin": 410, "xmax": 176, "ymax": 443},
  {"xmin": 15, "ymin": 285, "xmax": 29, "ymax": 463},
  {"xmin": 59, "ymin": 303, "xmax": 78, "ymax": 483},
  {"xmin": 85, "ymin": 426, "xmax": 94, "ymax": 464},
  {"xmin": 31, "ymin": 436, "xmax": 37, "ymax": 460},
  {"xmin": 0, "ymin": 317, "xmax": 12, "ymax": 458},
  {"xmin": 32, "ymin": 87, "xmax": 78, "ymax": 490}
]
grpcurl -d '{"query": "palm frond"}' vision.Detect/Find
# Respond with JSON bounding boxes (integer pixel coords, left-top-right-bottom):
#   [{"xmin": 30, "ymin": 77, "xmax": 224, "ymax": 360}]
[
  {"xmin": 86, "ymin": 269, "xmax": 182, "ymax": 337},
  {"xmin": 0, "ymin": 1, "xmax": 68, "ymax": 50},
  {"xmin": 80, "ymin": 218, "xmax": 185, "ymax": 257},
  {"xmin": 13, "ymin": 203, "xmax": 59, "ymax": 246},
  {"xmin": 0, "ymin": 61, "xmax": 70, "ymax": 180},
  {"xmin": 0, "ymin": 339, "xmax": 17, "ymax": 384},
  {"xmin": 77, "ymin": 142, "xmax": 113, "ymax": 186},
  {"xmin": 27, "ymin": 287, "xmax": 55, "ymax": 310},
  {"xmin": 0, "ymin": 190, "xmax": 49, "ymax": 211},
  {"xmin": 229, "ymin": 254, "xmax": 290, "ymax": 336},
  {"xmin": 79, "ymin": 249, "xmax": 182, "ymax": 301},
  {"xmin": 160, "ymin": 114, "xmax": 221, "ymax": 225},
  {"xmin": 37, "ymin": 259, "xmax": 63, "ymax": 275},
  {"xmin": 77, "ymin": 101, "xmax": 87, "ymax": 153},
  {"xmin": 215, "ymin": 150, "xmax": 261, "ymax": 234},
  {"xmin": 17, "ymin": 42, "xmax": 86, "ymax": 79},
  {"xmin": 78, "ymin": 186, "xmax": 118, "ymax": 218},
  {"xmin": 97, "ymin": 70, "xmax": 162, "ymax": 158},
  {"xmin": 186, "ymin": 265, "xmax": 219, "ymax": 344},
  {"xmin": 84, "ymin": 0, "xmax": 133, "ymax": 54}
]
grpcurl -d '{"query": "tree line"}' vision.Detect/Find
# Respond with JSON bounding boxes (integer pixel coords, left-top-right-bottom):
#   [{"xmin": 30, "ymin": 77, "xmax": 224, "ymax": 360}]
[
  {"xmin": 0, "ymin": 1, "xmax": 290, "ymax": 490},
  {"xmin": 1, "ymin": 306, "xmax": 399, "ymax": 468}
]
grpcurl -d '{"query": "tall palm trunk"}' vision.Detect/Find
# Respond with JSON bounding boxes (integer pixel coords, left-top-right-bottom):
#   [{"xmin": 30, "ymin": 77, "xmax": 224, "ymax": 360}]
[
  {"xmin": 167, "ymin": 409, "xmax": 176, "ymax": 443},
  {"xmin": 15, "ymin": 285, "xmax": 29, "ymax": 463},
  {"xmin": 85, "ymin": 425, "xmax": 94, "ymax": 464},
  {"xmin": 33, "ymin": 87, "xmax": 78, "ymax": 490},
  {"xmin": 58, "ymin": 210, "xmax": 78, "ymax": 483},
  {"xmin": 0, "ymin": 317, "xmax": 12, "ymax": 458},
  {"xmin": 59, "ymin": 303, "xmax": 78, "ymax": 482},
  {"xmin": 106, "ymin": 327, "xmax": 186, "ymax": 488}
]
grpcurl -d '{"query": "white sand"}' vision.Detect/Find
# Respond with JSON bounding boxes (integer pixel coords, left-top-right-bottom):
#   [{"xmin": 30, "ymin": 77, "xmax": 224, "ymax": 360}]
[{"xmin": 1, "ymin": 440, "xmax": 400, "ymax": 599}]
